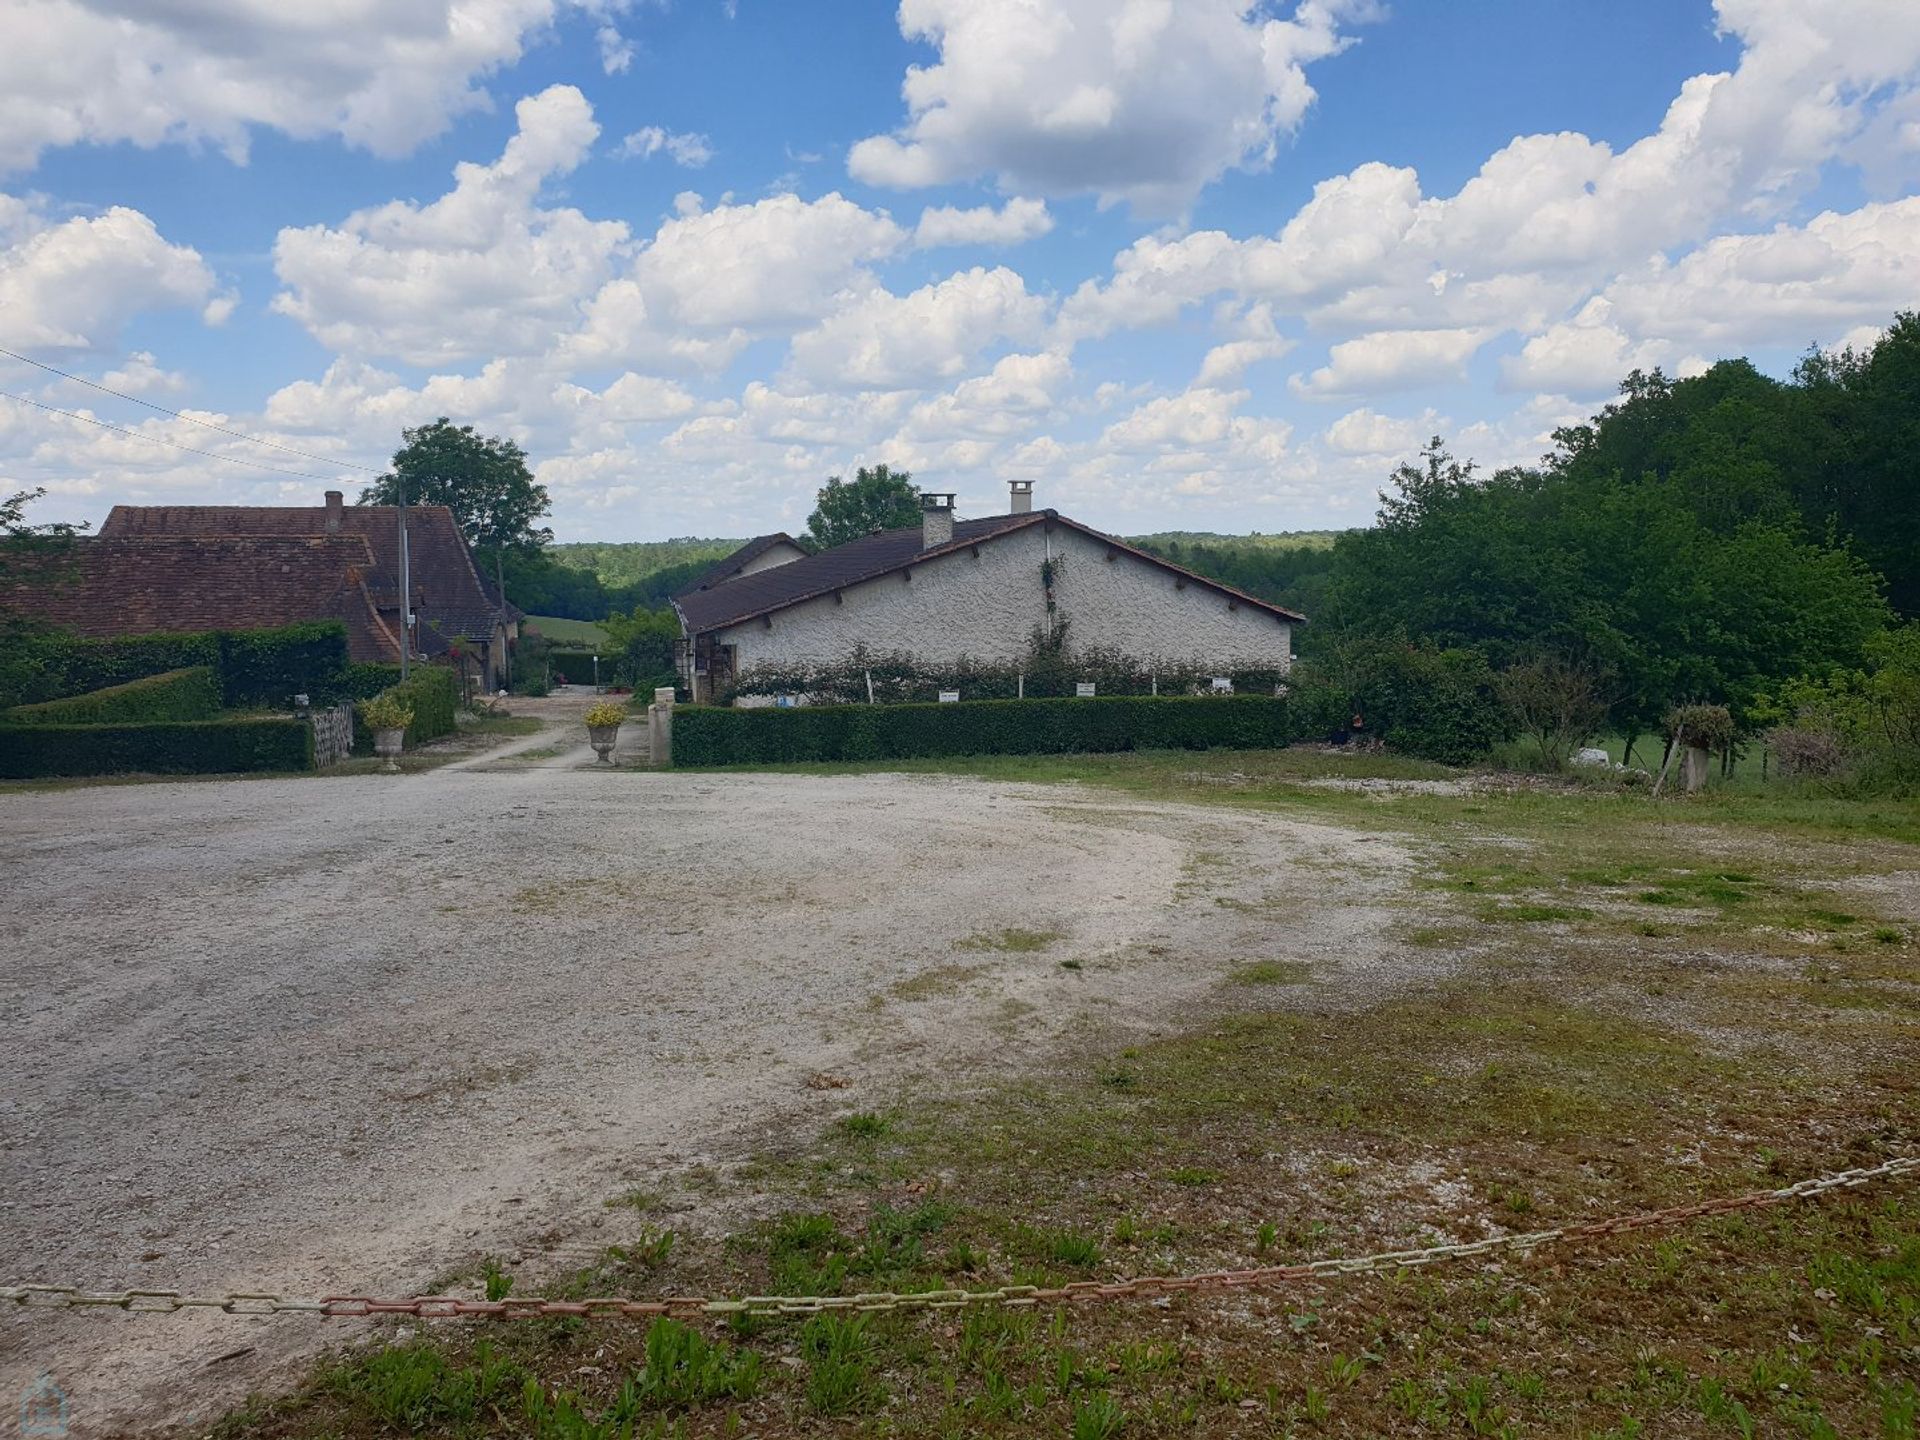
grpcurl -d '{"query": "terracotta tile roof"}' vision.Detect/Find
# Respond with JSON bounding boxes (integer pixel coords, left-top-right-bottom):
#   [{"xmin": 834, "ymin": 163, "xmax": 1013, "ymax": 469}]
[
  {"xmin": 98, "ymin": 501, "xmax": 502, "ymax": 644},
  {"xmin": 672, "ymin": 510, "xmax": 1306, "ymax": 633},
  {"xmin": 0, "ymin": 536, "xmax": 403, "ymax": 662}
]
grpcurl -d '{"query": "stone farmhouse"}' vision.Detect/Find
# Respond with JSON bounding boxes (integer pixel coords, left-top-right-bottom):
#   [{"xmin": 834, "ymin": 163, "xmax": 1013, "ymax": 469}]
[
  {"xmin": 672, "ymin": 483, "xmax": 1303, "ymax": 703},
  {"xmin": 3, "ymin": 491, "xmax": 517, "ymax": 689}
]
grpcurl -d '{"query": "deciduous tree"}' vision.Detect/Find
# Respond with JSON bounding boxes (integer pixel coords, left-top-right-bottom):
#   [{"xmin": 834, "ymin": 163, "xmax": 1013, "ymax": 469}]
[{"xmin": 805, "ymin": 464, "xmax": 918, "ymax": 550}]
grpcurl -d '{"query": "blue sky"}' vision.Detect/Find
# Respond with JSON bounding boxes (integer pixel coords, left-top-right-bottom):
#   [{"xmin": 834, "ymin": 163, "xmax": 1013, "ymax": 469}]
[{"xmin": 2, "ymin": 0, "xmax": 1916, "ymax": 540}]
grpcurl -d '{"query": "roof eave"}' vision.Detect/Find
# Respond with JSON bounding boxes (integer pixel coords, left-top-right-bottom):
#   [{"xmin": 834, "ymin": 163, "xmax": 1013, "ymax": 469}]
[{"xmin": 682, "ymin": 512, "xmax": 1053, "ymax": 634}]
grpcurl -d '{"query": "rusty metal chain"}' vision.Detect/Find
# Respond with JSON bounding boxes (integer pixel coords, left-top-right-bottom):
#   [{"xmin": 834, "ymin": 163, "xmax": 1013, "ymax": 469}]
[{"xmin": 6, "ymin": 1155, "xmax": 1914, "ymax": 1323}]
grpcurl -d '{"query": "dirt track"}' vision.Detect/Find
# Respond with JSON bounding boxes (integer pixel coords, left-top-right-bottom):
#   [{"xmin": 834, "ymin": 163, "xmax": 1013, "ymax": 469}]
[{"xmin": 0, "ymin": 737, "xmax": 1431, "ymax": 1436}]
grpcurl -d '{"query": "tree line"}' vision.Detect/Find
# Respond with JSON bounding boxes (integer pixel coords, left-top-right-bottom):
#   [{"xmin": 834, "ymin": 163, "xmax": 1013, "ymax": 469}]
[{"xmin": 1222, "ymin": 312, "xmax": 1918, "ymax": 778}]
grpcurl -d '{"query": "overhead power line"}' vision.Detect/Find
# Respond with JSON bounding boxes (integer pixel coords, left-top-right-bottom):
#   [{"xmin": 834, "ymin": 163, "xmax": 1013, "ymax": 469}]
[
  {"xmin": 0, "ymin": 345, "xmax": 383, "ymax": 474},
  {"xmin": 0, "ymin": 387, "xmax": 373, "ymax": 484}
]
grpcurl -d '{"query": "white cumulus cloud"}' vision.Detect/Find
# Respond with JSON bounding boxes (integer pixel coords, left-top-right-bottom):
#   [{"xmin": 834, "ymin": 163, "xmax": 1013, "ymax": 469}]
[
  {"xmin": 0, "ymin": 194, "xmax": 217, "ymax": 352},
  {"xmin": 913, "ymin": 197, "xmax": 1053, "ymax": 248},
  {"xmin": 786, "ymin": 266, "xmax": 1050, "ymax": 391},
  {"xmin": 0, "ymin": 0, "xmax": 636, "ymax": 172},
  {"xmin": 849, "ymin": 0, "xmax": 1378, "ymax": 214},
  {"xmin": 271, "ymin": 85, "xmax": 628, "ymax": 366},
  {"xmin": 617, "ymin": 126, "xmax": 714, "ymax": 166},
  {"xmin": 1292, "ymin": 328, "xmax": 1493, "ymax": 400}
]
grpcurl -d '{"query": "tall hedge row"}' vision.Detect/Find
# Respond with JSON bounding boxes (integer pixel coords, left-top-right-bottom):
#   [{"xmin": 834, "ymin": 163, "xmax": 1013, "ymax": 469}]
[
  {"xmin": 343, "ymin": 662, "xmax": 405, "ymax": 700},
  {"xmin": 0, "ymin": 717, "xmax": 314, "ymax": 779},
  {"xmin": 1, "ymin": 666, "xmax": 221, "ymax": 726},
  {"xmin": 351, "ymin": 665, "xmax": 460, "ymax": 753},
  {"xmin": 673, "ymin": 694, "xmax": 1301, "ymax": 766},
  {"xmin": 1, "ymin": 620, "xmax": 354, "ymax": 710},
  {"xmin": 213, "ymin": 622, "xmax": 352, "ymax": 707}
]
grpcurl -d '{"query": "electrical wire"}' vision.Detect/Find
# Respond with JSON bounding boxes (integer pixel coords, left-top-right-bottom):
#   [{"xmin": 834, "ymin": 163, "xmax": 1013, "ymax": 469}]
[
  {"xmin": 0, "ymin": 387, "xmax": 373, "ymax": 483},
  {"xmin": 0, "ymin": 345, "xmax": 382, "ymax": 474}
]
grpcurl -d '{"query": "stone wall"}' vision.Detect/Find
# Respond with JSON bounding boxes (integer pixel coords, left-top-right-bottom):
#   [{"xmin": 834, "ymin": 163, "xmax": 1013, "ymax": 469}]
[
  {"xmin": 307, "ymin": 702, "xmax": 355, "ymax": 767},
  {"xmin": 713, "ymin": 521, "xmax": 1292, "ymax": 677}
]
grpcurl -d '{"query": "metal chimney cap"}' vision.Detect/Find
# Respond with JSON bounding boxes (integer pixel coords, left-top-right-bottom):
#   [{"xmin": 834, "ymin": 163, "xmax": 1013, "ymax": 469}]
[{"xmin": 919, "ymin": 492, "xmax": 957, "ymax": 511}]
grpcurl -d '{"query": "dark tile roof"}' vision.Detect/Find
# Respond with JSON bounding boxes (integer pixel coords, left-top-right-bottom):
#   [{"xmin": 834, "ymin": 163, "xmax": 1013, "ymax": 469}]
[
  {"xmin": 0, "ymin": 536, "xmax": 403, "ymax": 662},
  {"xmin": 98, "ymin": 502, "xmax": 502, "ymax": 644},
  {"xmin": 674, "ymin": 513, "xmax": 1040, "ymax": 632},
  {"xmin": 672, "ymin": 510, "xmax": 1306, "ymax": 633},
  {"xmin": 674, "ymin": 533, "xmax": 806, "ymax": 598}
]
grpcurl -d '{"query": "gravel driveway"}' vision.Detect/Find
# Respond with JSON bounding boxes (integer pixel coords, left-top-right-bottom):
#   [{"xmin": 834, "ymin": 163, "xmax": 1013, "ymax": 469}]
[{"xmin": 0, "ymin": 746, "xmax": 1426, "ymax": 1436}]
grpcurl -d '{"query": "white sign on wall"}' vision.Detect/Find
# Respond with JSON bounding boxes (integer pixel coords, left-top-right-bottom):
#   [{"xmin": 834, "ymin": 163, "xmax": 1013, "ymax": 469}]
[
  {"xmin": 938, "ymin": 690, "xmax": 960, "ymax": 704},
  {"xmin": 1210, "ymin": 676, "xmax": 1234, "ymax": 693},
  {"xmin": 1076, "ymin": 682, "xmax": 1097, "ymax": 698}
]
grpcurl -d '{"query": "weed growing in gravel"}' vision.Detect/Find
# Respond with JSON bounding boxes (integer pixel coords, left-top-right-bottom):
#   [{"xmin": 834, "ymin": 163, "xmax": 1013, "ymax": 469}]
[
  {"xmin": 325, "ymin": 1341, "xmax": 524, "ymax": 1430},
  {"xmin": 607, "ymin": 1225, "xmax": 674, "ymax": 1270},
  {"xmin": 802, "ymin": 1314, "xmax": 887, "ymax": 1416},
  {"xmin": 836, "ymin": 1111, "xmax": 891, "ymax": 1140},
  {"xmin": 630, "ymin": 1317, "xmax": 760, "ymax": 1407},
  {"xmin": 957, "ymin": 927, "xmax": 1062, "ymax": 953},
  {"xmin": 1072, "ymin": 1392, "xmax": 1127, "ymax": 1439},
  {"xmin": 480, "ymin": 1258, "xmax": 513, "ymax": 1301}
]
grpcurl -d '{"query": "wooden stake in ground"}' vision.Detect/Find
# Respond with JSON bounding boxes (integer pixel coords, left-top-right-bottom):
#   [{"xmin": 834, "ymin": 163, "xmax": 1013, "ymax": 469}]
[{"xmin": 1651, "ymin": 726, "xmax": 1684, "ymax": 799}]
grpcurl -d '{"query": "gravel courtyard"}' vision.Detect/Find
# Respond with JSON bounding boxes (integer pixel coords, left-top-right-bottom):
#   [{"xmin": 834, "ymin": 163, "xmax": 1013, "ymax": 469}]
[{"xmin": 0, "ymin": 754, "xmax": 1429, "ymax": 1436}]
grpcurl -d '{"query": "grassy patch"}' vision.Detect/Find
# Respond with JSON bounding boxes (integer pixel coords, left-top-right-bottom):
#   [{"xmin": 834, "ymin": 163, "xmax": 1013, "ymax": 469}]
[{"xmin": 957, "ymin": 927, "xmax": 1063, "ymax": 953}]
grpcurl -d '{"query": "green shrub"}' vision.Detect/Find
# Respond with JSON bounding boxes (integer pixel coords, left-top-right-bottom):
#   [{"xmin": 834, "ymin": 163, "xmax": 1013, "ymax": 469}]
[
  {"xmin": 343, "ymin": 662, "xmax": 404, "ymax": 700},
  {"xmin": 0, "ymin": 717, "xmax": 314, "ymax": 778},
  {"xmin": 350, "ymin": 666, "xmax": 459, "ymax": 754},
  {"xmin": 547, "ymin": 650, "xmax": 603, "ymax": 686},
  {"xmin": 1289, "ymin": 642, "xmax": 1509, "ymax": 765},
  {"xmin": 0, "ymin": 620, "xmax": 352, "ymax": 710},
  {"xmin": 673, "ymin": 693, "xmax": 1299, "ymax": 767},
  {"xmin": 0, "ymin": 630, "xmax": 217, "ymax": 709},
  {"xmin": 724, "ymin": 631, "xmax": 1291, "ymax": 705},
  {"xmin": 214, "ymin": 621, "xmax": 352, "ymax": 707},
  {"xmin": 357, "ymin": 694, "xmax": 414, "ymax": 733},
  {"xmin": 1, "ymin": 667, "xmax": 219, "ymax": 725}
]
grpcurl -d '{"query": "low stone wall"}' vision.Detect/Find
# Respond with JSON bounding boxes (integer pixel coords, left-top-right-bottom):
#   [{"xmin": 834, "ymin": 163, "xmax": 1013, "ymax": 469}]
[{"xmin": 307, "ymin": 702, "xmax": 355, "ymax": 767}]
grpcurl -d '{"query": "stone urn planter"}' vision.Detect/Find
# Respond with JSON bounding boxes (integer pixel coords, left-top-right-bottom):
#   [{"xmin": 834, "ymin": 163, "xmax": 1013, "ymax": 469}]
[
  {"xmin": 584, "ymin": 701, "xmax": 626, "ymax": 765},
  {"xmin": 372, "ymin": 728, "xmax": 406, "ymax": 772},
  {"xmin": 357, "ymin": 694, "xmax": 414, "ymax": 774}
]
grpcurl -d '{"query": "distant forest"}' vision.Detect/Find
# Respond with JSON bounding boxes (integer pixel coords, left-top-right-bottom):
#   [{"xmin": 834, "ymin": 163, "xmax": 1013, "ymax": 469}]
[{"xmin": 501, "ymin": 538, "xmax": 745, "ymax": 619}]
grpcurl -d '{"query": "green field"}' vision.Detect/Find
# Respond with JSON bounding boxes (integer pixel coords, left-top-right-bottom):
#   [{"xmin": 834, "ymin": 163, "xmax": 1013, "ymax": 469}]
[
  {"xmin": 1125, "ymin": 528, "xmax": 1342, "ymax": 550},
  {"xmin": 549, "ymin": 540, "xmax": 746, "ymax": 587},
  {"xmin": 524, "ymin": 614, "xmax": 610, "ymax": 646}
]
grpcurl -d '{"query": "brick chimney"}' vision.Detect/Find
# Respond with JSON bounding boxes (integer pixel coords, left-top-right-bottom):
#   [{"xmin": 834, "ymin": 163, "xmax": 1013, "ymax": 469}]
[
  {"xmin": 1009, "ymin": 479, "xmax": 1033, "ymax": 515},
  {"xmin": 920, "ymin": 492, "xmax": 956, "ymax": 550},
  {"xmin": 324, "ymin": 490, "xmax": 343, "ymax": 534}
]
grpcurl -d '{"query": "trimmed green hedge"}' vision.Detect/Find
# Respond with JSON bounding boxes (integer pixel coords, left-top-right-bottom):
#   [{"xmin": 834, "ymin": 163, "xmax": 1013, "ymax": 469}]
[
  {"xmin": 2, "ymin": 620, "xmax": 353, "ymax": 710},
  {"xmin": 216, "ymin": 622, "xmax": 351, "ymax": 707},
  {"xmin": 0, "ymin": 717, "xmax": 314, "ymax": 779},
  {"xmin": 344, "ymin": 663, "xmax": 405, "ymax": 700},
  {"xmin": 1, "ymin": 666, "xmax": 220, "ymax": 725},
  {"xmin": 351, "ymin": 665, "xmax": 460, "ymax": 754},
  {"xmin": 673, "ymin": 694, "xmax": 1301, "ymax": 766},
  {"xmin": 547, "ymin": 651, "xmax": 603, "ymax": 684}
]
